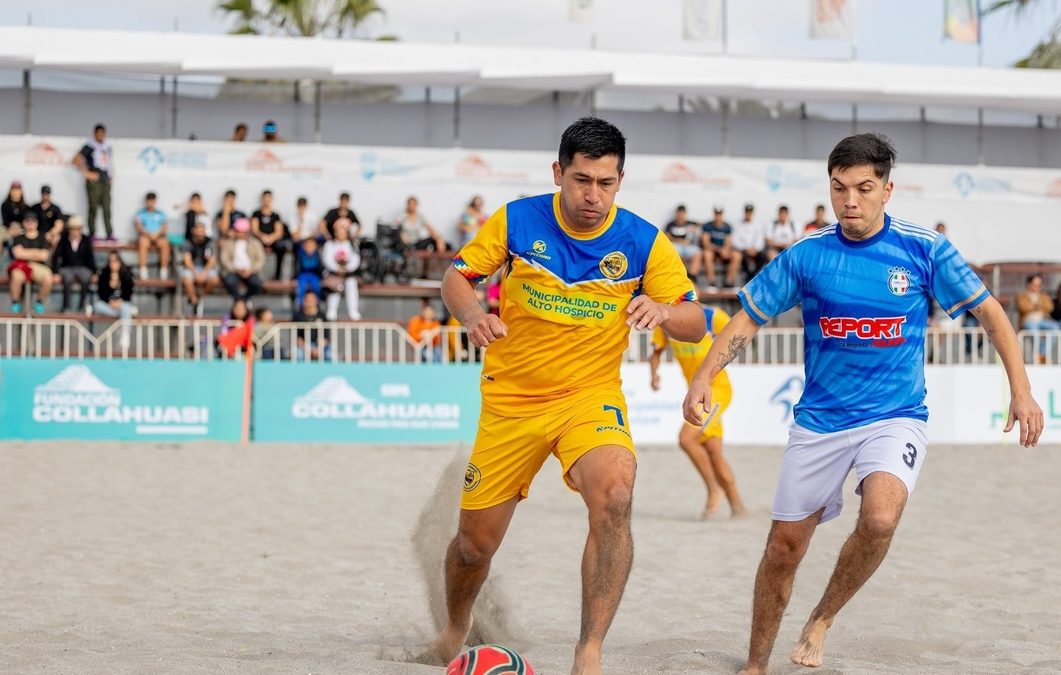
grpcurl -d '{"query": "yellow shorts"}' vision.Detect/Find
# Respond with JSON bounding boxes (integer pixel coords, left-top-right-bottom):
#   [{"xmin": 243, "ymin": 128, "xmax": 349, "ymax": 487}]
[
  {"xmin": 462, "ymin": 386, "xmax": 636, "ymax": 510},
  {"xmin": 695, "ymin": 382, "xmax": 732, "ymax": 440}
]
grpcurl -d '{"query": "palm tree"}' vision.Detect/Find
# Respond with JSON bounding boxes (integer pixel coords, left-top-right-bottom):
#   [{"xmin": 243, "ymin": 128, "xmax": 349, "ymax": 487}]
[
  {"xmin": 983, "ymin": 0, "xmax": 1061, "ymax": 68},
  {"xmin": 217, "ymin": 0, "xmax": 387, "ymax": 39}
]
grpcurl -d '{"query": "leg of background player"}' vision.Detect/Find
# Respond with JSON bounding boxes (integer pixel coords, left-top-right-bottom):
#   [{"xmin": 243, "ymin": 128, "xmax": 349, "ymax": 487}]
[
  {"xmin": 678, "ymin": 423, "xmax": 723, "ymax": 517},
  {"xmin": 704, "ymin": 436, "xmax": 747, "ymax": 517}
]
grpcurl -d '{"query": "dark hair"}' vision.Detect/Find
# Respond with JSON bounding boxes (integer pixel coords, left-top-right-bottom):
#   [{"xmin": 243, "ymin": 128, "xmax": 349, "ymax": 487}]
[
  {"xmin": 1027, "ymin": 274, "xmax": 1042, "ymax": 284},
  {"xmin": 676, "ymin": 204, "xmax": 686, "ymax": 212},
  {"xmin": 778, "ymin": 204, "xmax": 789, "ymax": 212},
  {"xmin": 815, "ymin": 203, "xmax": 825, "ymax": 210},
  {"xmin": 262, "ymin": 190, "xmax": 272, "ymax": 197},
  {"xmin": 190, "ymin": 192, "xmax": 201, "ymax": 200},
  {"xmin": 827, "ymin": 133, "xmax": 896, "ymax": 181},
  {"xmin": 235, "ymin": 123, "xmax": 247, "ymax": 131},
  {"xmin": 558, "ymin": 116, "xmax": 626, "ymax": 173},
  {"xmin": 145, "ymin": 191, "xmax": 157, "ymax": 200},
  {"xmin": 225, "ymin": 189, "xmax": 236, "ymax": 198},
  {"xmin": 339, "ymin": 192, "xmax": 350, "ymax": 201},
  {"xmin": 94, "ymin": 124, "xmax": 106, "ymax": 133},
  {"xmin": 254, "ymin": 307, "xmax": 271, "ymax": 321},
  {"xmin": 297, "ymin": 196, "xmax": 308, "ymax": 206}
]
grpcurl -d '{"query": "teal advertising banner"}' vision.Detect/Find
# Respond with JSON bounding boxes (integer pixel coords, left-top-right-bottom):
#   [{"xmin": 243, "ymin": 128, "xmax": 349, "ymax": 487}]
[
  {"xmin": 0, "ymin": 358, "xmax": 244, "ymax": 441},
  {"xmin": 252, "ymin": 362, "xmax": 482, "ymax": 443}
]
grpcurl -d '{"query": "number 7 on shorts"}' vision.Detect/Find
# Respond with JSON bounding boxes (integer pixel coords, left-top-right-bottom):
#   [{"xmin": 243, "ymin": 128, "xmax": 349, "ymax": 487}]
[{"xmin": 603, "ymin": 405, "xmax": 625, "ymax": 427}]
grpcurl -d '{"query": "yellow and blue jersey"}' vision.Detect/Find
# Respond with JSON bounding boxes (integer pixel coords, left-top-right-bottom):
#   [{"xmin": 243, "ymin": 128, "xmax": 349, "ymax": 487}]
[
  {"xmin": 454, "ymin": 192, "xmax": 696, "ymax": 415},
  {"xmin": 652, "ymin": 306, "xmax": 732, "ymax": 389}
]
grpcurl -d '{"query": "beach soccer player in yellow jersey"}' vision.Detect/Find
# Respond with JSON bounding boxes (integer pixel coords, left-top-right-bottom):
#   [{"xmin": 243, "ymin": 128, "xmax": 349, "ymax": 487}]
[
  {"xmin": 424, "ymin": 117, "xmax": 706, "ymax": 675},
  {"xmin": 649, "ymin": 305, "xmax": 747, "ymax": 519}
]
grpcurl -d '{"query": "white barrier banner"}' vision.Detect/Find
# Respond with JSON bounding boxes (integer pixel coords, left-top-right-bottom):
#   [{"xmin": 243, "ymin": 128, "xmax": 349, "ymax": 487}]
[
  {"xmin": 622, "ymin": 363, "xmax": 1061, "ymax": 446},
  {"xmin": 2, "ymin": 135, "xmax": 1060, "ymax": 262}
]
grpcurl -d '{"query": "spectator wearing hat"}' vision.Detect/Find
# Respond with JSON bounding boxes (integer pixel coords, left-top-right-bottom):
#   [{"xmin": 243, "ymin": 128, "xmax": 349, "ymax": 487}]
[
  {"xmin": 180, "ymin": 219, "xmax": 221, "ymax": 316},
  {"xmin": 53, "ymin": 215, "xmax": 96, "ymax": 313},
  {"xmin": 73, "ymin": 123, "xmax": 114, "ymax": 240},
  {"xmin": 262, "ymin": 120, "xmax": 284, "ymax": 143},
  {"xmin": 31, "ymin": 184, "xmax": 65, "ymax": 245},
  {"xmin": 219, "ymin": 217, "xmax": 265, "ymax": 301},
  {"xmin": 7, "ymin": 212, "xmax": 52, "ymax": 314},
  {"xmin": 731, "ymin": 203, "xmax": 768, "ymax": 281},
  {"xmin": 134, "ymin": 192, "xmax": 171, "ymax": 280},
  {"xmin": 2, "ymin": 181, "xmax": 29, "ymax": 243},
  {"xmin": 701, "ymin": 206, "xmax": 741, "ymax": 290}
]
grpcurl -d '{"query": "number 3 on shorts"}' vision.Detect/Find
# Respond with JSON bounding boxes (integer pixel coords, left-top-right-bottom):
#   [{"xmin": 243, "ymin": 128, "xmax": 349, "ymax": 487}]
[
  {"xmin": 603, "ymin": 405, "xmax": 625, "ymax": 427},
  {"xmin": 903, "ymin": 442, "xmax": 918, "ymax": 469}
]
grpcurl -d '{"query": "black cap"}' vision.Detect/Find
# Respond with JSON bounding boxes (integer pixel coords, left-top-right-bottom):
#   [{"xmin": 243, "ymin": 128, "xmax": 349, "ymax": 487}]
[
  {"xmin": 743, "ymin": 203, "xmax": 754, "ymax": 212},
  {"xmin": 41, "ymin": 185, "xmax": 51, "ymax": 194},
  {"xmin": 22, "ymin": 210, "xmax": 38, "ymax": 222}
]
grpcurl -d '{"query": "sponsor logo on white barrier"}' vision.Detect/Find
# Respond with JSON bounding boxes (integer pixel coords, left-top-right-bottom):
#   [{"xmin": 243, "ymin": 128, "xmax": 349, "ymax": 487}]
[
  {"xmin": 291, "ymin": 376, "xmax": 460, "ymax": 429},
  {"xmin": 31, "ymin": 365, "xmax": 208, "ymax": 434}
]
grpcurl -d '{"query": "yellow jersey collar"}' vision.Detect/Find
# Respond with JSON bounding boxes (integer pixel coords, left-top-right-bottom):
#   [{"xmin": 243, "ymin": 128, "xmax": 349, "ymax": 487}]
[{"xmin": 552, "ymin": 191, "xmax": 618, "ymax": 240}]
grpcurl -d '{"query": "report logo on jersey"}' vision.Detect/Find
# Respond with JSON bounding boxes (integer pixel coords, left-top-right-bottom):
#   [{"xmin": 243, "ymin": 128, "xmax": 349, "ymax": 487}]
[
  {"xmin": 599, "ymin": 251, "xmax": 628, "ymax": 280},
  {"xmin": 887, "ymin": 266, "xmax": 914, "ymax": 296},
  {"xmin": 819, "ymin": 316, "xmax": 907, "ymax": 348}
]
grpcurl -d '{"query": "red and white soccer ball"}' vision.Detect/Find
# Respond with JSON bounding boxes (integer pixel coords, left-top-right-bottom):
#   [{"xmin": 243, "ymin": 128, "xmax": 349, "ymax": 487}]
[{"xmin": 447, "ymin": 644, "xmax": 535, "ymax": 675}]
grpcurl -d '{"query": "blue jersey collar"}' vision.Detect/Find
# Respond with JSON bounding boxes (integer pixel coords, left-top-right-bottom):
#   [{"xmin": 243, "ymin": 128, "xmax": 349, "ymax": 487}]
[{"xmin": 836, "ymin": 213, "xmax": 890, "ymax": 248}]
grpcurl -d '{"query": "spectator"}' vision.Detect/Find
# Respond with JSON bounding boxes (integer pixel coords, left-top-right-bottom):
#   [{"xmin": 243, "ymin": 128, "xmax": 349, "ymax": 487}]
[
  {"xmin": 251, "ymin": 189, "xmax": 292, "ymax": 280},
  {"xmin": 180, "ymin": 219, "xmax": 220, "ymax": 316},
  {"xmin": 53, "ymin": 215, "xmax": 95, "ymax": 313},
  {"xmin": 216, "ymin": 189, "xmax": 247, "ymax": 239},
  {"xmin": 181, "ymin": 192, "xmax": 209, "ymax": 241},
  {"xmin": 253, "ymin": 306, "xmax": 284, "ymax": 360},
  {"xmin": 73, "ymin": 123, "xmax": 114, "ymax": 241},
  {"xmin": 459, "ymin": 195, "xmax": 487, "ymax": 247},
  {"xmin": 1, "ymin": 180, "xmax": 28, "ymax": 247},
  {"xmin": 766, "ymin": 205, "xmax": 800, "ymax": 260},
  {"xmin": 262, "ymin": 120, "xmax": 284, "ymax": 143},
  {"xmin": 1016, "ymin": 274, "xmax": 1059, "ymax": 363},
  {"xmin": 935, "ymin": 222, "xmax": 947, "ymax": 235},
  {"xmin": 702, "ymin": 206, "xmax": 741, "ymax": 290},
  {"xmin": 134, "ymin": 191, "xmax": 171, "ymax": 280},
  {"xmin": 731, "ymin": 203, "xmax": 768, "ymax": 281},
  {"xmin": 294, "ymin": 236, "xmax": 324, "ymax": 308},
  {"xmin": 321, "ymin": 220, "xmax": 362, "ymax": 321},
  {"xmin": 399, "ymin": 195, "xmax": 447, "ymax": 252},
  {"xmin": 486, "ymin": 273, "xmax": 502, "ymax": 316},
  {"xmin": 293, "ymin": 290, "xmax": 331, "ymax": 361},
  {"xmin": 408, "ymin": 300, "xmax": 442, "ymax": 362},
  {"xmin": 320, "ymin": 192, "xmax": 361, "ymax": 240},
  {"xmin": 94, "ymin": 251, "xmax": 136, "ymax": 351},
  {"xmin": 219, "ymin": 217, "xmax": 265, "ymax": 302},
  {"xmin": 290, "ymin": 196, "xmax": 316, "ymax": 243},
  {"xmin": 664, "ymin": 205, "xmax": 703, "ymax": 279},
  {"xmin": 804, "ymin": 204, "xmax": 830, "ymax": 233},
  {"xmin": 1053, "ymin": 282, "xmax": 1061, "ymax": 323},
  {"xmin": 31, "ymin": 185, "xmax": 65, "ymax": 245},
  {"xmin": 7, "ymin": 212, "xmax": 52, "ymax": 314},
  {"xmin": 231, "ymin": 123, "xmax": 248, "ymax": 142},
  {"xmin": 217, "ymin": 298, "xmax": 251, "ymax": 358}
]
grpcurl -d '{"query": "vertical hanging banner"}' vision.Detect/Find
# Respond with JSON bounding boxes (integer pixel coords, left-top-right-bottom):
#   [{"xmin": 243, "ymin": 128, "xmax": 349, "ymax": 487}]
[
  {"xmin": 809, "ymin": 0, "xmax": 854, "ymax": 39},
  {"xmin": 944, "ymin": 0, "xmax": 980, "ymax": 44},
  {"xmin": 569, "ymin": 0, "xmax": 594, "ymax": 23},
  {"xmin": 683, "ymin": 0, "xmax": 723, "ymax": 41}
]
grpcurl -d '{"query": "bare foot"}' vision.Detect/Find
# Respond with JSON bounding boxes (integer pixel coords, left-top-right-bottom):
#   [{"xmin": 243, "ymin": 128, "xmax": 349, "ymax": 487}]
[
  {"xmin": 730, "ymin": 503, "xmax": 749, "ymax": 518},
  {"xmin": 571, "ymin": 642, "xmax": 602, "ymax": 675},
  {"xmin": 791, "ymin": 616, "xmax": 830, "ymax": 668},
  {"xmin": 701, "ymin": 493, "xmax": 723, "ymax": 519},
  {"xmin": 415, "ymin": 619, "xmax": 472, "ymax": 666},
  {"xmin": 737, "ymin": 664, "xmax": 767, "ymax": 675}
]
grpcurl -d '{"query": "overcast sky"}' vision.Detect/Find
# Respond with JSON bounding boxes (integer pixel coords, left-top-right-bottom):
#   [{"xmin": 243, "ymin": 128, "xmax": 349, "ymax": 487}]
[{"xmin": 0, "ymin": 0, "xmax": 1056, "ymax": 68}]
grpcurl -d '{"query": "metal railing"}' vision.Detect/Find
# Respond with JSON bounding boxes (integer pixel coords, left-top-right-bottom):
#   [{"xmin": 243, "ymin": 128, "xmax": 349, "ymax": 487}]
[{"xmin": 1, "ymin": 317, "xmax": 1058, "ymax": 366}]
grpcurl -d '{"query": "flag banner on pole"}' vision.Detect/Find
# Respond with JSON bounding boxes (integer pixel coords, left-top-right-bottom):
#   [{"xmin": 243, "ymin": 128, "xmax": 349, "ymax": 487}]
[
  {"xmin": 809, "ymin": 0, "xmax": 853, "ymax": 40},
  {"xmin": 569, "ymin": 0, "xmax": 594, "ymax": 23},
  {"xmin": 683, "ymin": 0, "xmax": 723, "ymax": 41},
  {"xmin": 944, "ymin": 0, "xmax": 980, "ymax": 43}
]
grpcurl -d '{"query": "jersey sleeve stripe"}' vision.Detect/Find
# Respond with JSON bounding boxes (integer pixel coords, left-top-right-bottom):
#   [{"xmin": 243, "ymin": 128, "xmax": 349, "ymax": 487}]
[
  {"xmin": 453, "ymin": 255, "xmax": 488, "ymax": 284},
  {"xmin": 738, "ymin": 289, "xmax": 770, "ymax": 325},
  {"xmin": 673, "ymin": 289, "xmax": 697, "ymax": 305},
  {"xmin": 946, "ymin": 284, "xmax": 989, "ymax": 317}
]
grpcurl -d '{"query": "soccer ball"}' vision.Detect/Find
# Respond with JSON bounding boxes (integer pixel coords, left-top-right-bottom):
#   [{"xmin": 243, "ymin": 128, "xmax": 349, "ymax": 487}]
[{"xmin": 446, "ymin": 644, "xmax": 535, "ymax": 675}]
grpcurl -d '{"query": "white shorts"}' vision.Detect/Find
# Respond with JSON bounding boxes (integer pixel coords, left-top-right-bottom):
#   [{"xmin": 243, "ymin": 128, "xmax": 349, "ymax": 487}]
[{"xmin": 772, "ymin": 417, "xmax": 928, "ymax": 524}]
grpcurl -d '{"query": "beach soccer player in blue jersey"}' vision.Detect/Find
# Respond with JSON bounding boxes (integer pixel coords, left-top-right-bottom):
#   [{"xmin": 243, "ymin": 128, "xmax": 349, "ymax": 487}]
[{"xmin": 683, "ymin": 133, "xmax": 1044, "ymax": 674}]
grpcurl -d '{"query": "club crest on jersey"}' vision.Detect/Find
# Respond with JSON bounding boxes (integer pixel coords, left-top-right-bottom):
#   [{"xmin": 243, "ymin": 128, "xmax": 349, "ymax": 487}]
[
  {"xmin": 887, "ymin": 266, "xmax": 913, "ymax": 296},
  {"xmin": 599, "ymin": 251, "xmax": 628, "ymax": 280}
]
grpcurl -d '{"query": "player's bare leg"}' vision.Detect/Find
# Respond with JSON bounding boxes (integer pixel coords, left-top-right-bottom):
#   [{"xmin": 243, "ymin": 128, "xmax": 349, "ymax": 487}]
[
  {"xmin": 423, "ymin": 496, "xmax": 519, "ymax": 664},
  {"xmin": 739, "ymin": 510, "xmax": 821, "ymax": 675},
  {"xmin": 704, "ymin": 436, "xmax": 747, "ymax": 517},
  {"xmin": 791, "ymin": 472, "xmax": 907, "ymax": 668},
  {"xmin": 567, "ymin": 445, "xmax": 636, "ymax": 675},
  {"xmin": 678, "ymin": 424, "xmax": 723, "ymax": 517}
]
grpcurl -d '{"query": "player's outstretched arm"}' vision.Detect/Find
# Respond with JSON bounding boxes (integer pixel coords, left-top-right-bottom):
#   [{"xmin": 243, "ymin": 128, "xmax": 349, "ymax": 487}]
[
  {"xmin": 682, "ymin": 309, "xmax": 761, "ymax": 426},
  {"xmin": 441, "ymin": 265, "xmax": 507, "ymax": 348},
  {"xmin": 969, "ymin": 298, "xmax": 1044, "ymax": 447}
]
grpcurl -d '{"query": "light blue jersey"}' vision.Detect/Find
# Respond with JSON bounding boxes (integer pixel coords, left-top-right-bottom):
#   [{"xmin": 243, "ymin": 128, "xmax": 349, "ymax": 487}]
[{"xmin": 739, "ymin": 214, "xmax": 988, "ymax": 433}]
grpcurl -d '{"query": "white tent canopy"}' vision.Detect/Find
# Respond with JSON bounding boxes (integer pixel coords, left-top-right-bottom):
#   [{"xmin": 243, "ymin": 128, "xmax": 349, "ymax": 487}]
[{"xmin": 2, "ymin": 25, "xmax": 1061, "ymax": 112}]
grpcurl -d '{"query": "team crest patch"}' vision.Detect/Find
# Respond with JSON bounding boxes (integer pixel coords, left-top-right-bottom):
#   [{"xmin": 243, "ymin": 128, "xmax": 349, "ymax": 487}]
[
  {"xmin": 887, "ymin": 266, "xmax": 913, "ymax": 296},
  {"xmin": 599, "ymin": 251, "xmax": 628, "ymax": 280},
  {"xmin": 464, "ymin": 463, "xmax": 482, "ymax": 491}
]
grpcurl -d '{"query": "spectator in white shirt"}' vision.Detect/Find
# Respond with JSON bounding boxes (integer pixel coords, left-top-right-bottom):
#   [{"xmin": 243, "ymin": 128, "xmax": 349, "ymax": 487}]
[
  {"xmin": 766, "ymin": 204, "xmax": 800, "ymax": 261},
  {"xmin": 321, "ymin": 220, "xmax": 362, "ymax": 321},
  {"xmin": 731, "ymin": 203, "xmax": 768, "ymax": 281}
]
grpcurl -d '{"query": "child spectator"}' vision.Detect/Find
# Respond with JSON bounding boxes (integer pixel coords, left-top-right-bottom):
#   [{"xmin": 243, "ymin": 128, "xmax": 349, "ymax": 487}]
[
  {"xmin": 217, "ymin": 298, "xmax": 250, "ymax": 358},
  {"xmin": 407, "ymin": 300, "xmax": 442, "ymax": 362},
  {"xmin": 294, "ymin": 236, "xmax": 324, "ymax": 308},
  {"xmin": 321, "ymin": 221, "xmax": 361, "ymax": 320},
  {"xmin": 293, "ymin": 290, "xmax": 331, "ymax": 361}
]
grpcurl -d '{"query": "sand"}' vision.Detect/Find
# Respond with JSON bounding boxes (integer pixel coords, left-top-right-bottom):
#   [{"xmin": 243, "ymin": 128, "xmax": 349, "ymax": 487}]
[{"xmin": 1, "ymin": 440, "xmax": 1059, "ymax": 674}]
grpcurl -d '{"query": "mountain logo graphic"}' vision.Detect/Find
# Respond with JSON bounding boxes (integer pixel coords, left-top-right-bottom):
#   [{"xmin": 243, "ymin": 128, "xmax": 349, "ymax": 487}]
[
  {"xmin": 37, "ymin": 365, "xmax": 118, "ymax": 395},
  {"xmin": 295, "ymin": 376, "xmax": 371, "ymax": 405}
]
